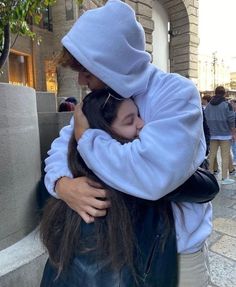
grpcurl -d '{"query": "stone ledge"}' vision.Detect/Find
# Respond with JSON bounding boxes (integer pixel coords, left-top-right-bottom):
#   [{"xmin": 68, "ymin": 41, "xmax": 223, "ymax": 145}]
[{"xmin": 0, "ymin": 227, "xmax": 48, "ymax": 287}]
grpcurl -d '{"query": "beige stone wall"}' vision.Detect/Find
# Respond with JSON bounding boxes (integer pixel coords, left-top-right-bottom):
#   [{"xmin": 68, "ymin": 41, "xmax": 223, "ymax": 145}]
[
  {"xmin": 127, "ymin": 0, "xmax": 199, "ymax": 79},
  {"xmin": 33, "ymin": 27, "xmax": 55, "ymax": 91},
  {"xmin": 158, "ymin": 0, "xmax": 199, "ymax": 79},
  {"xmin": 125, "ymin": 0, "xmax": 154, "ymax": 54}
]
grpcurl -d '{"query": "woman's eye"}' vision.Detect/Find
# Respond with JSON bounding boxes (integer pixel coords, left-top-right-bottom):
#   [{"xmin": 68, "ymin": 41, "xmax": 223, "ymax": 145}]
[
  {"xmin": 122, "ymin": 115, "xmax": 135, "ymax": 125},
  {"xmin": 123, "ymin": 118, "xmax": 134, "ymax": 125}
]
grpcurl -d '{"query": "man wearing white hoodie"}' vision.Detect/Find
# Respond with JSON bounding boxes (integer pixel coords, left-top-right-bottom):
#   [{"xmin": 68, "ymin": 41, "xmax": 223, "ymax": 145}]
[{"xmin": 44, "ymin": 1, "xmax": 211, "ymax": 286}]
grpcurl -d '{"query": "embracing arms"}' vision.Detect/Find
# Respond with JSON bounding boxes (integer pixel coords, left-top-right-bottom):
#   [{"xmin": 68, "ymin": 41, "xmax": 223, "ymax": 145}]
[{"xmin": 44, "ymin": 76, "xmax": 208, "ymax": 220}]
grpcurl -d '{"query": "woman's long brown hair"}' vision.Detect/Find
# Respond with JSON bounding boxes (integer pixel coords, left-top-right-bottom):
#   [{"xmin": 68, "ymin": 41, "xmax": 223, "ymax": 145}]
[
  {"xmin": 40, "ymin": 89, "xmax": 137, "ymax": 277},
  {"xmin": 40, "ymin": 61, "xmax": 173, "ymax": 280}
]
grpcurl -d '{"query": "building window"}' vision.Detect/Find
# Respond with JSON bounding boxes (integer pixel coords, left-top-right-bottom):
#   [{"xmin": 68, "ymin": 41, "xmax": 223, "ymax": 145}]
[
  {"xmin": 45, "ymin": 60, "xmax": 57, "ymax": 93},
  {"xmin": 8, "ymin": 52, "xmax": 33, "ymax": 87}
]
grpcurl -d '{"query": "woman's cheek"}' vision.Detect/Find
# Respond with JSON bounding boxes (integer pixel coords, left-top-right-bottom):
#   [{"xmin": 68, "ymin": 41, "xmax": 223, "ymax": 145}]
[{"xmin": 126, "ymin": 128, "xmax": 136, "ymax": 140}]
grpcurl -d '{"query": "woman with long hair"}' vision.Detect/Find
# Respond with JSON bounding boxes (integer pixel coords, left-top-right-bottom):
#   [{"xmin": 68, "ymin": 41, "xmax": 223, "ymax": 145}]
[
  {"xmin": 40, "ymin": 89, "xmax": 178, "ymax": 286},
  {"xmin": 40, "ymin": 88, "xmax": 218, "ymax": 287}
]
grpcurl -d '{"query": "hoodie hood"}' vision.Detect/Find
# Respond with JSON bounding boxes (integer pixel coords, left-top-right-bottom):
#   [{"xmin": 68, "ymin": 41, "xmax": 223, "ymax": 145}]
[
  {"xmin": 61, "ymin": 0, "xmax": 154, "ymax": 98},
  {"xmin": 210, "ymin": 95, "xmax": 226, "ymax": 105}
]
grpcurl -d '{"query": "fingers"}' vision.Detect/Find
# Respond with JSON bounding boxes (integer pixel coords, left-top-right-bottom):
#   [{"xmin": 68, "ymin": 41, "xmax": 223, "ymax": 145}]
[
  {"xmin": 87, "ymin": 178, "xmax": 103, "ymax": 188},
  {"xmin": 74, "ymin": 102, "xmax": 85, "ymax": 121},
  {"xmin": 78, "ymin": 197, "xmax": 110, "ymax": 212},
  {"xmin": 90, "ymin": 197, "xmax": 111, "ymax": 210},
  {"xmin": 74, "ymin": 102, "xmax": 83, "ymax": 113},
  {"xmin": 86, "ymin": 180, "xmax": 108, "ymax": 199},
  {"xmin": 86, "ymin": 206, "xmax": 107, "ymax": 218},
  {"xmin": 57, "ymin": 176, "xmax": 111, "ymax": 221},
  {"xmin": 76, "ymin": 198, "xmax": 110, "ymax": 220},
  {"xmin": 79, "ymin": 211, "xmax": 95, "ymax": 224},
  {"xmin": 74, "ymin": 102, "xmax": 89, "ymax": 140},
  {"xmin": 75, "ymin": 201, "xmax": 109, "ymax": 223}
]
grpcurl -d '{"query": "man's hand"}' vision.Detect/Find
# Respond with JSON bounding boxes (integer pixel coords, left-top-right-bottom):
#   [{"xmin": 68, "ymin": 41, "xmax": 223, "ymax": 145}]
[
  {"xmin": 55, "ymin": 176, "xmax": 110, "ymax": 223},
  {"xmin": 74, "ymin": 103, "xmax": 89, "ymax": 141}
]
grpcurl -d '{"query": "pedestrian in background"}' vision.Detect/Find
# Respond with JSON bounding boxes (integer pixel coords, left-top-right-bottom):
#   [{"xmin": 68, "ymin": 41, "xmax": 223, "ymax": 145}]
[
  {"xmin": 230, "ymin": 99, "xmax": 236, "ymax": 165},
  {"xmin": 205, "ymin": 86, "xmax": 236, "ymax": 184},
  {"xmin": 58, "ymin": 97, "xmax": 78, "ymax": 112},
  {"xmin": 65, "ymin": 96, "xmax": 78, "ymax": 106},
  {"xmin": 202, "ymin": 94, "xmax": 212, "ymax": 109}
]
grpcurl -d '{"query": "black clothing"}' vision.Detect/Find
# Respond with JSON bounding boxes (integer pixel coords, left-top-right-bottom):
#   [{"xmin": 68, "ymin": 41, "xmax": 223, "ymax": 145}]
[
  {"xmin": 210, "ymin": 95, "xmax": 226, "ymax": 105},
  {"xmin": 203, "ymin": 109, "xmax": 210, "ymax": 156}
]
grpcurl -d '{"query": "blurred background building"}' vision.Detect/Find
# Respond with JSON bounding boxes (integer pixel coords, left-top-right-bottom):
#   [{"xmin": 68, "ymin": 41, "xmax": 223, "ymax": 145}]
[
  {"xmin": 198, "ymin": 52, "xmax": 236, "ymax": 97},
  {"xmin": 0, "ymin": 0, "xmax": 200, "ymax": 102}
]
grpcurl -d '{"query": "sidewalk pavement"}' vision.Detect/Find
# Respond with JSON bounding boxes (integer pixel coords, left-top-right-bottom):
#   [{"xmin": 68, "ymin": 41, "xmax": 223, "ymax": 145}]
[{"xmin": 207, "ymin": 174, "xmax": 236, "ymax": 287}]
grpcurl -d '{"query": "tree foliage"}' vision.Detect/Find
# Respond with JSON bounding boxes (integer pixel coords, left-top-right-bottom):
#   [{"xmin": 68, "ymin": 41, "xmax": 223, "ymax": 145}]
[{"xmin": 0, "ymin": 0, "xmax": 83, "ymax": 69}]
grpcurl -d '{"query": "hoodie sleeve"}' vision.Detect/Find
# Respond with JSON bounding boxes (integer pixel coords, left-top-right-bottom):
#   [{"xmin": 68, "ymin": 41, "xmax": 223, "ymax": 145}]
[
  {"xmin": 77, "ymin": 79, "xmax": 206, "ymax": 200},
  {"xmin": 44, "ymin": 118, "xmax": 74, "ymax": 197},
  {"xmin": 44, "ymin": 75, "xmax": 205, "ymax": 200}
]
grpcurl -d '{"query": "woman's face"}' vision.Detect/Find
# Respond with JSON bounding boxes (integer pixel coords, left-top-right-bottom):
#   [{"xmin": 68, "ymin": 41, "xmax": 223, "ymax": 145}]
[{"xmin": 111, "ymin": 99, "xmax": 144, "ymax": 140}]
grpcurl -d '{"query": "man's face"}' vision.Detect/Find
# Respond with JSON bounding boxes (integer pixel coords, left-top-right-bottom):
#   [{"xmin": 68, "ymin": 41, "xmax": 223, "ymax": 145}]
[{"xmin": 78, "ymin": 70, "xmax": 106, "ymax": 91}]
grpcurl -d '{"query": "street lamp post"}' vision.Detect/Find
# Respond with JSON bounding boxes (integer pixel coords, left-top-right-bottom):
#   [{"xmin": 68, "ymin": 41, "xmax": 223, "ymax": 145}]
[{"xmin": 212, "ymin": 51, "xmax": 218, "ymax": 90}]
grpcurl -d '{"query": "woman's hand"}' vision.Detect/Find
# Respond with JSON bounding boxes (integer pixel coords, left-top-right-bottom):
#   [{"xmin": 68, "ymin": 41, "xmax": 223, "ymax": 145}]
[
  {"xmin": 74, "ymin": 103, "xmax": 90, "ymax": 140},
  {"xmin": 55, "ymin": 176, "xmax": 111, "ymax": 223}
]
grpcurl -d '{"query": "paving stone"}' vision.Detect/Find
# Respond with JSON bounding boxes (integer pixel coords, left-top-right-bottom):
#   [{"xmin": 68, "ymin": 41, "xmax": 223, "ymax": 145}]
[
  {"xmin": 212, "ymin": 206, "xmax": 236, "ymax": 219},
  {"xmin": 209, "ymin": 251, "xmax": 236, "ymax": 287},
  {"xmin": 221, "ymin": 186, "xmax": 236, "ymax": 198},
  {"xmin": 209, "ymin": 156, "xmax": 236, "ymax": 287},
  {"xmin": 212, "ymin": 193, "xmax": 236, "ymax": 208},
  {"xmin": 232, "ymin": 204, "xmax": 236, "ymax": 210},
  {"xmin": 208, "ymin": 230, "xmax": 222, "ymax": 247},
  {"xmin": 213, "ymin": 218, "xmax": 236, "ymax": 237},
  {"xmin": 210, "ymin": 235, "xmax": 236, "ymax": 261}
]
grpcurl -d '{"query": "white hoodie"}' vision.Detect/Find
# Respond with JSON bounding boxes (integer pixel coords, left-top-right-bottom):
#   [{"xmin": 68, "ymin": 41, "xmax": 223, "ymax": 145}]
[{"xmin": 45, "ymin": 0, "xmax": 212, "ymax": 253}]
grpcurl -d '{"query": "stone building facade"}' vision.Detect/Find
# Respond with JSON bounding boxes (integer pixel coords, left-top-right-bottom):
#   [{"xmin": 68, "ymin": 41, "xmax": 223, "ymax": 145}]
[{"xmin": 0, "ymin": 0, "xmax": 199, "ymax": 99}]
